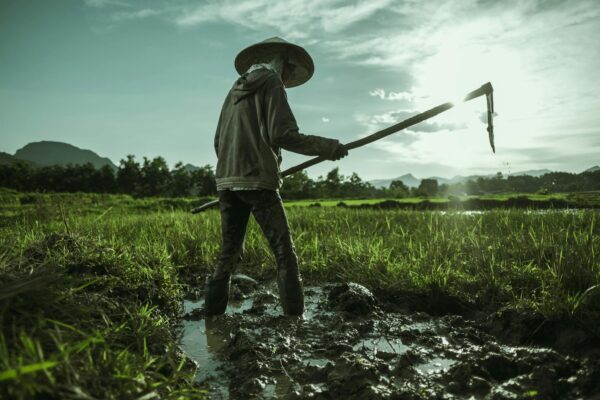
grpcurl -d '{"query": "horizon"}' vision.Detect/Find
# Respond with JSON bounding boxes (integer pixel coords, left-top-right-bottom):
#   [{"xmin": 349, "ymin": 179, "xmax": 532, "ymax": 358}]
[
  {"xmin": 9, "ymin": 139, "xmax": 597, "ymax": 182},
  {"xmin": 2, "ymin": 0, "xmax": 599, "ymax": 181}
]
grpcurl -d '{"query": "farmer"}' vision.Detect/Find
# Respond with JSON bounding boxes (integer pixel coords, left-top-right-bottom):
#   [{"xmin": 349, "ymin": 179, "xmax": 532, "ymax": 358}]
[{"xmin": 205, "ymin": 37, "xmax": 348, "ymax": 316}]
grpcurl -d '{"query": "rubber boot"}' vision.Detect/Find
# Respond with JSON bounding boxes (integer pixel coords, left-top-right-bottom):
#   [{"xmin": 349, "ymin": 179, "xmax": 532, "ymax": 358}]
[
  {"xmin": 277, "ymin": 269, "xmax": 304, "ymax": 316},
  {"xmin": 204, "ymin": 276, "xmax": 230, "ymax": 316}
]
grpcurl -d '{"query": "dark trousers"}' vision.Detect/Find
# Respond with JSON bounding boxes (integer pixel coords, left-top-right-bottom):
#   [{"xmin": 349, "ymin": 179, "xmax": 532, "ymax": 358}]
[{"xmin": 205, "ymin": 189, "xmax": 304, "ymax": 315}]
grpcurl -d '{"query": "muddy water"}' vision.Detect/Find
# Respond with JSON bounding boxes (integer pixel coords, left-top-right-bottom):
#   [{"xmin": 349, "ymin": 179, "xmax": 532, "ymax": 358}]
[{"xmin": 179, "ymin": 280, "xmax": 598, "ymax": 399}]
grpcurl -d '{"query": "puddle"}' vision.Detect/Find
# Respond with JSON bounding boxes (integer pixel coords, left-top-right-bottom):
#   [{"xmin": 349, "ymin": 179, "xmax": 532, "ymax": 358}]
[
  {"xmin": 179, "ymin": 295, "xmax": 254, "ymax": 398},
  {"xmin": 302, "ymin": 358, "xmax": 331, "ymax": 368},
  {"xmin": 179, "ymin": 281, "xmax": 599, "ymax": 399},
  {"xmin": 416, "ymin": 357, "xmax": 456, "ymax": 374},
  {"xmin": 352, "ymin": 337, "xmax": 409, "ymax": 355}
]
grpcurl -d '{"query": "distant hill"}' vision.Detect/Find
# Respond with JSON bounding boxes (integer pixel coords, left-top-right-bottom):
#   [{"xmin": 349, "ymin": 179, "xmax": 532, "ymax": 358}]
[
  {"xmin": 0, "ymin": 151, "xmax": 37, "ymax": 166},
  {"xmin": 584, "ymin": 165, "xmax": 600, "ymax": 173},
  {"xmin": 182, "ymin": 163, "xmax": 201, "ymax": 173},
  {"xmin": 0, "ymin": 152, "xmax": 18, "ymax": 165},
  {"xmin": 369, "ymin": 173, "xmax": 421, "ymax": 189},
  {"xmin": 509, "ymin": 169, "xmax": 552, "ymax": 177},
  {"xmin": 367, "ymin": 168, "xmax": 582, "ymax": 189},
  {"xmin": 13, "ymin": 141, "xmax": 117, "ymax": 170}
]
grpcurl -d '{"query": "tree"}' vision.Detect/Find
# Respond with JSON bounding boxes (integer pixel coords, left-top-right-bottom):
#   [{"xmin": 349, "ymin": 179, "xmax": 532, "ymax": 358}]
[
  {"xmin": 388, "ymin": 180, "xmax": 409, "ymax": 198},
  {"xmin": 94, "ymin": 165, "xmax": 117, "ymax": 193},
  {"xmin": 36, "ymin": 165, "xmax": 66, "ymax": 192},
  {"xmin": 342, "ymin": 172, "xmax": 367, "ymax": 197},
  {"xmin": 0, "ymin": 161, "xmax": 34, "ymax": 191},
  {"xmin": 465, "ymin": 179, "xmax": 481, "ymax": 195},
  {"xmin": 325, "ymin": 167, "xmax": 343, "ymax": 197},
  {"xmin": 171, "ymin": 162, "xmax": 192, "ymax": 197},
  {"xmin": 505, "ymin": 175, "xmax": 538, "ymax": 193},
  {"xmin": 438, "ymin": 183, "xmax": 449, "ymax": 196},
  {"xmin": 69, "ymin": 163, "xmax": 96, "ymax": 192},
  {"xmin": 281, "ymin": 171, "xmax": 314, "ymax": 199},
  {"xmin": 117, "ymin": 155, "xmax": 141, "ymax": 195},
  {"xmin": 139, "ymin": 156, "xmax": 171, "ymax": 196},
  {"xmin": 191, "ymin": 165, "xmax": 216, "ymax": 196},
  {"xmin": 416, "ymin": 178, "xmax": 439, "ymax": 197}
]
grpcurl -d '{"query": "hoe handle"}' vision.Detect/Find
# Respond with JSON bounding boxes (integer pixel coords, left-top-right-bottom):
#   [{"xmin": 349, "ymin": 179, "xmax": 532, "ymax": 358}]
[{"xmin": 191, "ymin": 82, "xmax": 494, "ymax": 214}]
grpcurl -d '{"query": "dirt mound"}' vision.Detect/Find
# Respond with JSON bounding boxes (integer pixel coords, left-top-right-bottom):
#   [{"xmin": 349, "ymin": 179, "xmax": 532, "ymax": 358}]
[{"xmin": 328, "ymin": 282, "xmax": 376, "ymax": 316}]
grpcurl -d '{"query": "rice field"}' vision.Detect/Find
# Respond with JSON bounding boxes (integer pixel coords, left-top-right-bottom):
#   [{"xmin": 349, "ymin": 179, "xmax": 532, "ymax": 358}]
[{"xmin": 1, "ymin": 191, "xmax": 599, "ymax": 398}]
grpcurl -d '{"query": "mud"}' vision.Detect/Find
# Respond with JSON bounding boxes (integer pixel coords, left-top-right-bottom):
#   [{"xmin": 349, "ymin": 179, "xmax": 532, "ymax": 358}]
[{"xmin": 179, "ymin": 280, "xmax": 600, "ymax": 399}]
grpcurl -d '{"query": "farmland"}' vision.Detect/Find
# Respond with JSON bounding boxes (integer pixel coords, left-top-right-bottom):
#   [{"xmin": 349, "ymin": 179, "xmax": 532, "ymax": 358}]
[{"xmin": 1, "ymin": 190, "xmax": 599, "ymax": 398}]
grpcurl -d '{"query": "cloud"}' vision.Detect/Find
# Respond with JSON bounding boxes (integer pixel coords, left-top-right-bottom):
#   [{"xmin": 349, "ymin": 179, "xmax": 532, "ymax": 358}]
[
  {"xmin": 321, "ymin": 117, "xmax": 330, "ymax": 123},
  {"xmin": 83, "ymin": 0, "xmax": 130, "ymax": 8},
  {"xmin": 369, "ymin": 88, "xmax": 414, "ymax": 101},
  {"xmin": 357, "ymin": 109, "xmax": 465, "ymax": 138},
  {"xmin": 173, "ymin": 0, "xmax": 394, "ymax": 38},
  {"xmin": 479, "ymin": 111, "xmax": 498, "ymax": 124},
  {"xmin": 319, "ymin": 0, "xmax": 394, "ymax": 32},
  {"xmin": 505, "ymin": 146, "xmax": 599, "ymax": 168},
  {"xmin": 110, "ymin": 8, "xmax": 163, "ymax": 22},
  {"xmin": 369, "ymin": 88, "xmax": 385, "ymax": 100}
]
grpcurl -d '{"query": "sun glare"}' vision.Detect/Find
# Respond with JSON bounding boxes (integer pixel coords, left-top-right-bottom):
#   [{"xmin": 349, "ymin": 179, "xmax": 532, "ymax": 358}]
[{"xmin": 400, "ymin": 26, "xmax": 540, "ymax": 168}]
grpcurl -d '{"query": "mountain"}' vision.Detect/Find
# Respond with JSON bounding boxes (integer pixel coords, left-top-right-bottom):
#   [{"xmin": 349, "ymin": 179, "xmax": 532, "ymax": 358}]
[
  {"xmin": 0, "ymin": 152, "xmax": 18, "ymax": 165},
  {"xmin": 369, "ymin": 173, "xmax": 421, "ymax": 189},
  {"xmin": 13, "ymin": 141, "xmax": 117, "ymax": 170},
  {"xmin": 0, "ymin": 151, "xmax": 37, "ymax": 166},
  {"xmin": 368, "ymin": 168, "xmax": 566, "ymax": 189},
  {"xmin": 584, "ymin": 165, "xmax": 600, "ymax": 173},
  {"xmin": 182, "ymin": 163, "xmax": 201, "ymax": 173},
  {"xmin": 509, "ymin": 169, "xmax": 552, "ymax": 177}
]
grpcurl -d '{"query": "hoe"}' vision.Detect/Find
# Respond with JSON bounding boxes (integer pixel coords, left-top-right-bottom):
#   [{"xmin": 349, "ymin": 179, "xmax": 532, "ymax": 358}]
[{"xmin": 191, "ymin": 82, "xmax": 495, "ymax": 214}]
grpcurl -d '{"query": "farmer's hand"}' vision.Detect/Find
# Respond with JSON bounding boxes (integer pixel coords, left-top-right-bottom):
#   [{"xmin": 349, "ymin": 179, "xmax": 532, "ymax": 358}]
[{"xmin": 329, "ymin": 142, "xmax": 348, "ymax": 161}]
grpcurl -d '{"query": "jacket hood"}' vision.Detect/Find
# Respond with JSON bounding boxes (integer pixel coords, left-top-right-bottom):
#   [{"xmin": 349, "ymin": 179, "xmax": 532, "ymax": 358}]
[{"xmin": 232, "ymin": 69, "xmax": 279, "ymax": 104}]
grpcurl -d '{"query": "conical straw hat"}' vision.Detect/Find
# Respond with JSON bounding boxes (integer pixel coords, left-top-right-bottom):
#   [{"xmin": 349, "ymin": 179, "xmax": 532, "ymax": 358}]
[{"xmin": 234, "ymin": 36, "xmax": 314, "ymax": 88}]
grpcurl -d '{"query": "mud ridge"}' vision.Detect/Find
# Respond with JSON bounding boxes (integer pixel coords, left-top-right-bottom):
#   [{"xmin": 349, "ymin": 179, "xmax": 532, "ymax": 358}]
[
  {"xmin": 334, "ymin": 197, "xmax": 600, "ymax": 210},
  {"xmin": 374, "ymin": 286, "xmax": 600, "ymax": 356}
]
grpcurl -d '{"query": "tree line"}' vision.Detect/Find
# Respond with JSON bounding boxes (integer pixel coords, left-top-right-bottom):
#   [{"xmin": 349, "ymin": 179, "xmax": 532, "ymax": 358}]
[
  {"xmin": 1, "ymin": 156, "xmax": 598, "ymax": 198},
  {"xmin": 446, "ymin": 171, "xmax": 600, "ymax": 195},
  {"xmin": 0, "ymin": 156, "xmax": 217, "ymax": 197}
]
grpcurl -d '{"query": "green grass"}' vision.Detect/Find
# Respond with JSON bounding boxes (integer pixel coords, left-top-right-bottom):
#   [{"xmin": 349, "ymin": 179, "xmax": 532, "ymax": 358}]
[
  {"xmin": 1, "ymin": 191, "xmax": 600, "ymax": 397},
  {"xmin": 0, "ymin": 201, "xmax": 209, "ymax": 398}
]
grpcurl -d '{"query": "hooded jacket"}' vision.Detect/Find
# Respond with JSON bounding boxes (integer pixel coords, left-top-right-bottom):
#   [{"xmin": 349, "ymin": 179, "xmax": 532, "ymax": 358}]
[{"xmin": 214, "ymin": 68, "xmax": 339, "ymax": 191}]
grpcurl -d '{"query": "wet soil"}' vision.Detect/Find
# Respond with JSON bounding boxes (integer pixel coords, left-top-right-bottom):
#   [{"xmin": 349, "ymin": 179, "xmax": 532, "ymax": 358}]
[{"xmin": 179, "ymin": 279, "xmax": 600, "ymax": 399}]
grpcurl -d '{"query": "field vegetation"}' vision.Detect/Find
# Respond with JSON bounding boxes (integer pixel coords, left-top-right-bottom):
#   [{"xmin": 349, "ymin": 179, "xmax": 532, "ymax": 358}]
[{"xmin": 1, "ymin": 189, "xmax": 599, "ymax": 398}]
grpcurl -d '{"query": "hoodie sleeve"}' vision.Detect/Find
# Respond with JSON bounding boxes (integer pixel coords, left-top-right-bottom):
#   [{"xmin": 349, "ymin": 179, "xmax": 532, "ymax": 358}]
[{"xmin": 264, "ymin": 82, "xmax": 339, "ymax": 157}]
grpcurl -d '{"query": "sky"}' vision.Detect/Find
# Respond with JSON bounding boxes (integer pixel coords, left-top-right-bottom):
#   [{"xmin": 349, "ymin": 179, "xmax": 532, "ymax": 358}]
[{"xmin": 1, "ymin": 0, "xmax": 599, "ymax": 180}]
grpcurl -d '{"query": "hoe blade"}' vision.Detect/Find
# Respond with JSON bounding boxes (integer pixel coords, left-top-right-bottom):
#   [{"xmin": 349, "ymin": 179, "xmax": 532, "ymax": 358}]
[{"xmin": 486, "ymin": 91, "xmax": 495, "ymax": 153}]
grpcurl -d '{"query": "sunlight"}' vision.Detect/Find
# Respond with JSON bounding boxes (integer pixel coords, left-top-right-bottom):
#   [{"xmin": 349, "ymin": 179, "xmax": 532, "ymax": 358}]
[
  {"xmin": 411, "ymin": 27, "xmax": 529, "ymax": 126},
  {"xmin": 401, "ymin": 25, "xmax": 540, "ymax": 165}
]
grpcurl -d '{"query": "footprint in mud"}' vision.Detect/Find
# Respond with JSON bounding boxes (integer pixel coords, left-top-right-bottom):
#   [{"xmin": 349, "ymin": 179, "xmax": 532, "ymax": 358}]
[{"xmin": 179, "ymin": 282, "xmax": 600, "ymax": 399}]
